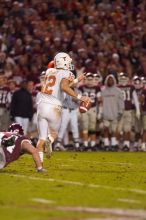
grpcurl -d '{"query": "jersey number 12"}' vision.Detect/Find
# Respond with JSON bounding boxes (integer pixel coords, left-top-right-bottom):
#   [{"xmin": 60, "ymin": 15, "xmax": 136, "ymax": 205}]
[{"xmin": 42, "ymin": 75, "xmax": 56, "ymax": 95}]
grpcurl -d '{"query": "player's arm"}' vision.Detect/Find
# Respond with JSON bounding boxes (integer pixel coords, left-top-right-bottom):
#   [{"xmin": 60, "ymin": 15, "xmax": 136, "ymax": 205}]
[
  {"xmin": 96, "ymin": 92, "xmax": 103, "ymax": 120},
  {"xmin": 97, "ymin": 91, "xmax": 102, "ymax": 104},
  {"xmin": 118, "ymin": 89, "xmax": 125, "ymax": 114},
  {"xmin": 61, "ymin": 78, "xmax": 91, "ymax": 104},
  {"xmin": 132, "ymin": 90, "xmax": 140, "ymax": 119}
]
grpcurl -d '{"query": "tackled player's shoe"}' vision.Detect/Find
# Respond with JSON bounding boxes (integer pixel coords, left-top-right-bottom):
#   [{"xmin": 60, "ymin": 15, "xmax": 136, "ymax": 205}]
[
  {"xmin": 37, "ymin": 168, "xmax": 47, "ymax": 173},
  {"xmin": 45, "ymin": 138, "xmax": 52, "ymax": 159}
]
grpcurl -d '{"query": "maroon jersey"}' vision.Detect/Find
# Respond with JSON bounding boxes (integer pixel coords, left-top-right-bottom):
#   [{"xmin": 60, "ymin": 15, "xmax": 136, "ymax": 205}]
[
  {"xmin": 141, "ymin": 89, "xmax": 146, "ymax": 112},
  {"xmin": 78, "ymin": 85, "xmax": 101, "ymax": 107},
  {"xmin": 0, "ymin": 86, "xmax": 10, "ymax": 108},
  {"xmin": 118, "ymin": 84, "xmax": 135, "ymax": 110},
  {"xmin": 0, "ymin": 132, "xmax": 30, "ymax": 166}
]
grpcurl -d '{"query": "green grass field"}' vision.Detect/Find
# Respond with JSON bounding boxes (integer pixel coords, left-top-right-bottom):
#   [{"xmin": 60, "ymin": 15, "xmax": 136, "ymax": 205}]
[{"xmin": 0, "ymin": 151, "xmax": 146, "ymax": 220}]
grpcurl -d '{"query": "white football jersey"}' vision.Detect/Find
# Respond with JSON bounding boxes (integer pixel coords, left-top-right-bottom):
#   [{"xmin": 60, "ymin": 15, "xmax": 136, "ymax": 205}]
[{"xmin": 38, "ymin": 68, "xmax": 74, "ymax": 106}]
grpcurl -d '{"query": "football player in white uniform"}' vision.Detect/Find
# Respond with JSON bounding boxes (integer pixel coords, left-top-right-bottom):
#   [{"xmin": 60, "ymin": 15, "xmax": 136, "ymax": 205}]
[{"xmin": 36, "ymin": 52, "xmax": 91, "ymax": 164}]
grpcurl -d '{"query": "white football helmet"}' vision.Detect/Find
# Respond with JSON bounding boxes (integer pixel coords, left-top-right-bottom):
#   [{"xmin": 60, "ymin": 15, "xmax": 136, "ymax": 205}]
[
  {"xmin": 85, "ymin": 72, "xmax": 94, "ymax": 87},
  {"xmin": 93, "ymin": 72, "xmax": 103, "ymax": 84},
  {"xmin": 132, "ymin": 75, "xmax": 142, "ymax": 89},
  {"xmin": 118, "ymin": 72, "xmax": 129, "ymax": 86},
  {"xmin": 54, "ymin": 52, "xmax": 74, "ymax": 70},
  {"xmin": 141, "ymin": 76, "xmax": 146, "ymax": 87}
]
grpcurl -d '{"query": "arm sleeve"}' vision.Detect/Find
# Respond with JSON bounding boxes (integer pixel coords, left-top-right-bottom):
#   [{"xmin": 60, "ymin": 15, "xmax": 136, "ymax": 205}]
[
  {"xmin": 118, "ymin": 90, "xmax": 125, "ymax": 114},
  {"xmin": 7, "ymin": 92, "xmax": 12, "ymax": 107},
  {"xmin": 132, "ymin": 90, "xmax": 140, "ymax": 112}
]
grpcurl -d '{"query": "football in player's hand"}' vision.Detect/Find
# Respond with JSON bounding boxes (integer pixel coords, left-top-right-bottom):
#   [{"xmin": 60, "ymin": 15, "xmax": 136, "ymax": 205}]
[{"xmin": 79, "ymin": 101, "xmax": 91, "ymax": 113}]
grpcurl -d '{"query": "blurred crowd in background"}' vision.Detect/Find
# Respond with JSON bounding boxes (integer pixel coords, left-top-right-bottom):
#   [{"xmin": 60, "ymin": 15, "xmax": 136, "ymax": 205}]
[
  {"xmin": 0, "ymin": 0, "xmax": 146, "ymax": 81},
  {"xmin": 0, "ymin": 0, "xmax": 146, "ymax": 151}
]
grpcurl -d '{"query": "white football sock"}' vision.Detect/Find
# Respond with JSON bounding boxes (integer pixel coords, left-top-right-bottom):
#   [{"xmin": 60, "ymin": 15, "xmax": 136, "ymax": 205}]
[{"xmin": 39, "ymin": 151, "xmax": 44, "ymax": 163}]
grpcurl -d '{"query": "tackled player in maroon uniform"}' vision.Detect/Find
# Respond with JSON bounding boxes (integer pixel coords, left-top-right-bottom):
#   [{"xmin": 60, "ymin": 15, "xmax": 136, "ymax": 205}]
[{"xmin": 0, "ymin": 123, "xmax": 45, "ymax": 172}]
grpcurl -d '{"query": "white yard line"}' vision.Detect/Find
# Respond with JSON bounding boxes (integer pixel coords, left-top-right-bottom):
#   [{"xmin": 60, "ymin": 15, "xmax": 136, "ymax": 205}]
[
  {"xmin": 117, "ymin": 198, "xmax": 141, "ymax": 204},
  {"xmin": 60, "ymin": 164, "xmax": 72, "ymax": 167},
  {"xmin": 3, "ymin": 173, "xmax": 146, "ymax": 195},
  {"xmin": 31, "ymin": 198, "xmax": 55, "ymax": 204},
  {"xmin": 30, "ymin": 197, "xmax": 146, "ymax": 219},
  {"xmin": 30, "ymin": 198, "xmax": 146, "ymax": 219},
  {"xmin": 84, "ymin": 219, "xmax": 135, "ymax": 220},
  {"xmin": 84, "ymin": 219, "xmax": 136, "ymax": 220},
  {"xmin": 56, "ymin": 206, "xmax": 146, "ymax": 219}
]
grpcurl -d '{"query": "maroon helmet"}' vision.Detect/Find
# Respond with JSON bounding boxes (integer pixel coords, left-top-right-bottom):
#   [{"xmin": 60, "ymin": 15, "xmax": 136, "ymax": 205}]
[{"xmin": 8, "ymin": 123, "xmax": 24, "ymax": 135}]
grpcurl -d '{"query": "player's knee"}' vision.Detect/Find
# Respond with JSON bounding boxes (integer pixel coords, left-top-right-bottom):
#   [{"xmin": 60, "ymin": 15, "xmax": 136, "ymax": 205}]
[
  {"xmin": 82, "ymin": 130, "xmax": 88, "ymax": 135},
  {"xmin": 124, "ymin": 126, "xmax": 131, "ymax": 133}
]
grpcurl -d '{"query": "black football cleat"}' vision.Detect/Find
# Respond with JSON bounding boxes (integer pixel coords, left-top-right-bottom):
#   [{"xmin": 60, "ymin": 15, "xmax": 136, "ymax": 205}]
[
  {"xmin": 104, "ymin": 146, "xmax": 110, "ymax": 151},
  {"xmin": 111, "ymin": 145, "xmax": 118, "ymax": 152},
  {"xmin": 122, "ymin": 145, "xmax": 130, "ymax": 152}
]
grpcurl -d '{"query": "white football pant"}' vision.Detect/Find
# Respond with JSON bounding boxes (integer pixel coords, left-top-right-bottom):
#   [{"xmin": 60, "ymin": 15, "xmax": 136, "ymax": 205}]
[
  {"xmin": 37, "ymin": 102, "xmax": 62, "ymax": 140},
  {"xmin": 58, "ymin": 108, "xmax": 79, "ymax": 140}
]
